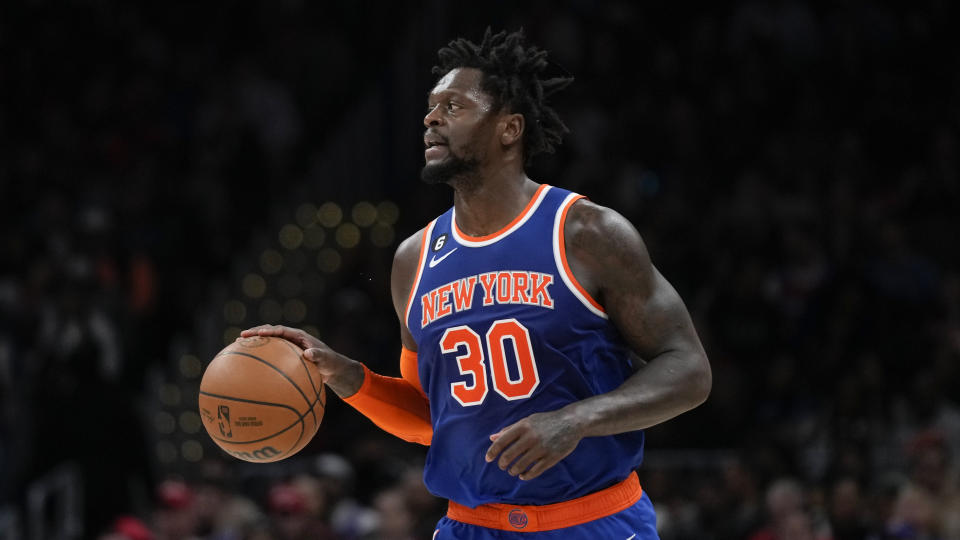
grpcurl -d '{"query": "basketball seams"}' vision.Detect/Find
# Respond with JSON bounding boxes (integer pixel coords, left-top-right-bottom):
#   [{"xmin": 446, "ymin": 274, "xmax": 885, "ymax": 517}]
[
  {"xmin": 199, "ymin": 390, "xmax": 303, "ymax": 446},
  {"xmin": 201, "ymin": 336, "xmax": 326, "ymax": 462},
  {"xmin": 278, "ymin": 338, "xmax": 325, "ymax": 403},
  {"xmin": 222, "ymin": 350, "xmax": 319, "ymax": 425},
  {"xmin": 199, "ymin": 391, "xmax": 313, "ymax": 460}
]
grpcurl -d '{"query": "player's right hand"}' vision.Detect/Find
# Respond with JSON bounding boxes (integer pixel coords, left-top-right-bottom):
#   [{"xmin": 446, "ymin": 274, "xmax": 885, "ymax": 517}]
[{"xmin": 239, "ymin": 325, "xmax": 365, "ymax": 397}]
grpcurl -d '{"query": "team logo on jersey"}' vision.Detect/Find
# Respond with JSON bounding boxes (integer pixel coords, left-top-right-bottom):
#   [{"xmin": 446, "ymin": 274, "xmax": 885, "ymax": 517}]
[
  {"xmin": 432, "ymin": 234, "xmax": 448, "ymax": 252},
  {"xmin": 420, "ymin": 271, "xmax": 555, "ymax": 328},
  {"xmin": 508, "ymin": 509, "xmax": 528, "ymax": 529}
]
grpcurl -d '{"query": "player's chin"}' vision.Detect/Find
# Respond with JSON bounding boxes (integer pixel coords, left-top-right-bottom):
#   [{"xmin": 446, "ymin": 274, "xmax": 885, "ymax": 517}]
[{"xmin": 420, "ymin": 160, "xmax": 451, "ymax": 184}]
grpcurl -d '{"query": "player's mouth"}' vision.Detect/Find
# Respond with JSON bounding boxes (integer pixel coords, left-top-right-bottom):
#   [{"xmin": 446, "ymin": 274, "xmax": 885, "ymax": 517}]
[
  {"xmin": 424, "ymin": 138, "xmax": 449, "ymax": 162},
  {"xmin": 423, "ymin": 141, "xmax": 450, "ymax": 161}
]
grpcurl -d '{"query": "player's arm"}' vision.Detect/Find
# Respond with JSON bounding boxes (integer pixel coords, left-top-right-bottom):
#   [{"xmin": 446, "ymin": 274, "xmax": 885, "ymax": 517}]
[
  {"xmin": 562, "ymin": 200, "xmax": 711, "ymax": 431},
  {"xmin": 239, "ymin": 229, "xmax": 432, "ymax": 445},
  {"xmin": 486, "ymin": 200, "xmax": 711, "ymax": 478}
]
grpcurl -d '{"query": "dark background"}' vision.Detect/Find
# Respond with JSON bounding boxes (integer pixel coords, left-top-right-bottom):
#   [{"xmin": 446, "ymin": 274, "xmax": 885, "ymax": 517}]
[{"xmin": 2, "ymin": 1, "xmax": 959, "ymax": 539}]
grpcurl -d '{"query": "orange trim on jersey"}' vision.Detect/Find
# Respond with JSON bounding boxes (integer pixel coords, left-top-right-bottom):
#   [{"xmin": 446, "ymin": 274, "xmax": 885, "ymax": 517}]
[
  {"xmin": 453, "ymin": 184, "xmax": 549, "ymax": 242},
  {"xmin": 446, "ymin": 472, "xmax": 642, "ymax": 532},
  {"xmin": 558, "ymin": 195, "xmax": 606, "ymax": 314},
  {"xmin": 342, "ymin": 360, "xmax": 432, "ymax": 445},
  {"xmin": 404, "ymin": 221, "xmax": 435, "ymax": 325}
]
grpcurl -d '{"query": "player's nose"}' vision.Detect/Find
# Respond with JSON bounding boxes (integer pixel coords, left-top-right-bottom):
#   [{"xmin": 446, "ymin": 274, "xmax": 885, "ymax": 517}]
[{"xmin": 424, "ymin": 104, "xmax": 443, "ymax": 127}]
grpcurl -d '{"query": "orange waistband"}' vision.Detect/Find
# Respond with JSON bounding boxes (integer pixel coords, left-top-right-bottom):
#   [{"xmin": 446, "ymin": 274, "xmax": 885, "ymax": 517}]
[{"xmin": 446, "ymin": 472, "xmax": 642, "ymax": 532}]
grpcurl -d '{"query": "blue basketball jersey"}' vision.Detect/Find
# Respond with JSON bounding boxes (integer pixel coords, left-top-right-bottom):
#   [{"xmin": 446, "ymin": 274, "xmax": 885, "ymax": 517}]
[{"xmin": 405, "ymin": 184, "xmax": 646, "ymax": 508}]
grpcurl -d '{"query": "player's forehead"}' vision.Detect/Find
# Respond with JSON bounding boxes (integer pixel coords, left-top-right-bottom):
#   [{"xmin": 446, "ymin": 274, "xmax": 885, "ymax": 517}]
[{"xmin": 428, "ymin": 67, "xmax": 491, "ymax": 105}]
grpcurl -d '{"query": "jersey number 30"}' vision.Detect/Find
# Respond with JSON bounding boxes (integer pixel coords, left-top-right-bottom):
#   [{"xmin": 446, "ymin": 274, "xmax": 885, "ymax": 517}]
[{"xmin": 440, "ymin": 318, "xmax": 540, "ymax": 406}]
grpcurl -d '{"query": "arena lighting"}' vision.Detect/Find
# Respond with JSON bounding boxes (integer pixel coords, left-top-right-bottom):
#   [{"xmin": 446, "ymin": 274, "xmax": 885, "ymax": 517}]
[
  {"xmin": 335, "ymin": 223, "xmax": 361, "ymax": 248},
  {"xmin": 179, "ymin": 354, "xmax": 202, "ymax": 378},
  {"xmin": 377, "ymin": 201, "xmax": 399, "ymax": 225},
  {"xmin": 283, "ymin": 299, "xmax": 307, "ymax": 323},
  {"xmin": 295, "ymin": 202, "xmax": 319, "ymax": 227},
  {"xmin": 351, "ymin": 201, "xmax": 377, "ymax": 227},
  {"xmin": 278, "ymin": 224, "xmax": 304, "ymax": 250},
  {"xmin": 260, "ymin": 249, "xmax": 284, "ymax": 274},
  {"xmin": 317, "ymin": 202, "xmax": 342, "ymax": 228},
  {"xmin": 181, "ymin": 440, "xmax": 203, "ymax": 462},
  {"xmin": 242, "ymin": 273, "xmax": 267, "ymax": 298}
]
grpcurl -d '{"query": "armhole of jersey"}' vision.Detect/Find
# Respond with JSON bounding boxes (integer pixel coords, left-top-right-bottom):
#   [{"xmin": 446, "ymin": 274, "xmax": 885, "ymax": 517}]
[
  {"xmin": 403, "ymin": 220, "xmax": 437, "ymax": 329},
  {"xmin": 553, "ymin": 194, "xmax": 608, "ymax": 319}
]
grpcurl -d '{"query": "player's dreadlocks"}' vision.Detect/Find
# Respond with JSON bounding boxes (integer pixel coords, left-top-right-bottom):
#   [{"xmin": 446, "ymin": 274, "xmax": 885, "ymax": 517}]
[{"xmin": 433, "ymin": 28, "xmax": 574, "ymax": 166}]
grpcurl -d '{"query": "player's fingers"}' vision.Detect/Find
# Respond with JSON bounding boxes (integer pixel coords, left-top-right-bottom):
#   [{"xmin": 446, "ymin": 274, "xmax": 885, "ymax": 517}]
[
  {"xmin": 497, "ymin": 435, "xmax": 533, "ymax": 471},
  {"xmin": 519, "ymin": 456, "xmax": 558, "ymax": 481},
  {"xmin": 303, "ymin": 347, "xmax": 336, "ymax": 364},
  {"xmin": 239, "ymin": 324, "xmax": 275, "ymax": 337},
  {"xmin": 508, "ymin": 448, "xmax": 544, "ymax": 477},
  {"xmin": 485, "ymin": 427, "xmax": 521, "ymax": 463}
]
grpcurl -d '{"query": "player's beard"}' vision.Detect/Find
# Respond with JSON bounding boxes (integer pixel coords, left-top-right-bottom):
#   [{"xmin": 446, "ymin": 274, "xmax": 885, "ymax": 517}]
[{"xmin": 420, "ymin": 152, "xmax": 481, "ymax": 185}]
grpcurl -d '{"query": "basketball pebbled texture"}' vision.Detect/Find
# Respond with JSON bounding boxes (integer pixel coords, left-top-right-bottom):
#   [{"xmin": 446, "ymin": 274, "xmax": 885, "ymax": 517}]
[{"xmin": 198, "ymin": 335, "xmax": 325, "ymax": 462}]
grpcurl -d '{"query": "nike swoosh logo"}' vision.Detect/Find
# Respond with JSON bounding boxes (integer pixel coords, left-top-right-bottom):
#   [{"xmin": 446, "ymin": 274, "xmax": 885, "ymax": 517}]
[
  {"xmin": 428, "ymin": 248, "xmax": 458, "ymax": 268},
  {"xmin": 626, "ymin": 535, "xmax": 636, "ymax": 540}
]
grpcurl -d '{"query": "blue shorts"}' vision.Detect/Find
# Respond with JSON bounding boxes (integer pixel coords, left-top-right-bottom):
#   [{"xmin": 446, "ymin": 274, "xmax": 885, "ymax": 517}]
[{"xmin": 432, "ymin": 491, "xmax": 659, "ymax": 539}]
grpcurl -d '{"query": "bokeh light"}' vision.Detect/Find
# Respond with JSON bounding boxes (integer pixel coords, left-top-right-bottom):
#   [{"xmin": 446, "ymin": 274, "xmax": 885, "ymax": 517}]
[
  {"xmin": 351, "ymin": 201, "xmax": 377, "ymax": 227},
  {"xmin": 179, "ymin": 355, "xmax": 202, "ymax": 378},
  {"xmin": 260, "ymin": 249, "xmax": 284, "ymax": 274},
  {"xmin": 295, "ymin": 202, "xmax": 318, "ymax": 227},
  {"xmin": 278, "ymin": 224, "xmax": 304, "ymax": 250},
  {"xmin": 335, "ymin": 223, "xmax": 361, "ymax": 248},
  {"xmin": 317, "ymin": 202, "xmax": 343, "ymax": 228},
  {"xmin": 242, "ymin": 273, "xmax": 267, "ymax": 298}
]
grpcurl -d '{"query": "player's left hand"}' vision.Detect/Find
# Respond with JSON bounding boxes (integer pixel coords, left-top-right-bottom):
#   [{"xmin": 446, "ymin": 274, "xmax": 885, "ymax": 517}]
[{"xmin": 484, "ymin": 408, "xmax": 584, "ymax": 481}]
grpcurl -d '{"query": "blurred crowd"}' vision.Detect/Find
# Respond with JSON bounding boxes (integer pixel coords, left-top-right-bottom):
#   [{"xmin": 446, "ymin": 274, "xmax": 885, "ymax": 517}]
[{"xmin": 2, "ymin": 1, "xmax": 960, "ymax": 539}]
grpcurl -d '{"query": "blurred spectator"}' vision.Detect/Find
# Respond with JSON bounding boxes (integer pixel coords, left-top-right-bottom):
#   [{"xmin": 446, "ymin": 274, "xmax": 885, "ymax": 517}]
[
  {"xmin": 827, "ymin": 477, "xmax": 869, "ymax": 540},
  {"xmin": 153, "ymin": 479, "xmax": 199, "ymax": 540},
  {"xmin": 367, "ymin": 488, "xmax": 416, "ymax": 540},
  {"xmin": 266, "ymin": 481, "xmax": 336, "ymax": 540},
  {"xmin": 314, "ymin": 453, "xmax": 378, "ymax": 540}
]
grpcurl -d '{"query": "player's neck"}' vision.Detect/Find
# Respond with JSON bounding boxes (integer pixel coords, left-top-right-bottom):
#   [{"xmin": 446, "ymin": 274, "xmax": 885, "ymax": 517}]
[{"xmin": 451, "ymin": 170, "xmax": 539, "ymax": 237}]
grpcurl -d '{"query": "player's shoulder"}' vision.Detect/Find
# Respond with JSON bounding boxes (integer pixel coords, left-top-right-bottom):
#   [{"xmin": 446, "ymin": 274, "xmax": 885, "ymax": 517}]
[
  {"xmin": 565, "ymin": 198, "xmax": 644, "ymax": 250},
  {"xmin": 390, "ymin": 225, "xmax": 431, "ymax": 316},
  {"xmin": 394, "ymin": 225, "xmax": 428, "ymax": 267},
  {"xmin": 562, "ymin": 197, "xmax": 653, "ymax": 283}
]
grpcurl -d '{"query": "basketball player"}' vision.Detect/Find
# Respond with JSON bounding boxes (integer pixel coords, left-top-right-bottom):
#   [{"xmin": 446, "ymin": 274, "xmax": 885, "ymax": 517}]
[{"xmin": 242, "ymin": 28, "xmax": 711, "ymax": 539}]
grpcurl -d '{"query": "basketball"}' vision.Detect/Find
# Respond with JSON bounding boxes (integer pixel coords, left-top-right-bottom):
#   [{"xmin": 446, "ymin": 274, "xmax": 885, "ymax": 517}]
[{"xmin": 198, "ymin": 336, "xmax": 325, "ymax": 463}]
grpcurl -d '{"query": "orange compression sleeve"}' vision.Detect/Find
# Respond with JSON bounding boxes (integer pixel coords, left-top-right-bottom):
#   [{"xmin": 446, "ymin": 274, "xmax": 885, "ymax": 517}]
[{"xmin": 342, "ymin": 348, "xmax": 432, "ymax": 445}]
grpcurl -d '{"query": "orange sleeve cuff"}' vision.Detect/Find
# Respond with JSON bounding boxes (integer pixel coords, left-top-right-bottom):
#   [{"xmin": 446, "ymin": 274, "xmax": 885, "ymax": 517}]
[{"xmin": 342, "ymin": 349, "xmax": 432, "ymax": 445}]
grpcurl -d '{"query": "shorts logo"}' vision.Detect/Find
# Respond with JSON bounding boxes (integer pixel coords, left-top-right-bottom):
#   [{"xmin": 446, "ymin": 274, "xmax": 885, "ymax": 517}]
[{"xmin": 508, "ymin": 509, "xmax": 528, "ymax": 529}]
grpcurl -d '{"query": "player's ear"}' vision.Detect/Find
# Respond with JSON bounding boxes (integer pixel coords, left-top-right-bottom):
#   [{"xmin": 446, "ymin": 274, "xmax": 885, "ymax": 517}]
[{"xmin": 500, "ymin": 113, "xmax": 524, "ymax": 146}]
